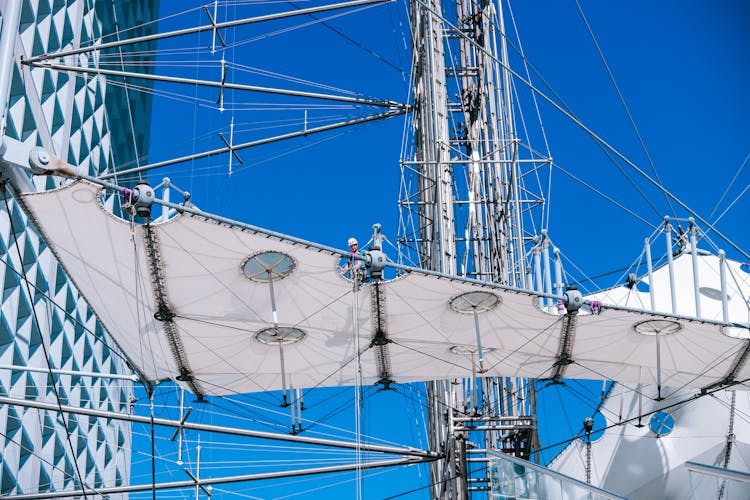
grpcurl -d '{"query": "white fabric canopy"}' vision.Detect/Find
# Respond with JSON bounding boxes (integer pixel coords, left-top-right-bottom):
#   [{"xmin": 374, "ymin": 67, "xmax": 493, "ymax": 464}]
[{"xmin": 19, "ymin": 181, "xmax": 750, "ymax": 395}]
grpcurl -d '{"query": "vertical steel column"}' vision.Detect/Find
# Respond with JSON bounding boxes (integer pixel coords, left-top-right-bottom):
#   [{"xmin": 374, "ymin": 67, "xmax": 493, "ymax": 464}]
[
  {"xmin": 664, "ymin": 217, "xmax": 677, "ymax": 314},
  {"xmin": 0, "ymin": 0, "xmax": 22, "ymax": 145},
  {"xmin": 553, "ymin": 247, "xmax": 563, "ymax": 297},
  {"xmin": 542, "ymin": 232, "xmax": 552, "ymax": 307},
  {"xmin": 534, "ymin": 242, "xmax": 543, "ymax": 307},
  {"xmin": 405, "ymin": 0, "xmax": 540, "ymax": 494},
  {"xmin": 689, "ymin": 218, "xmax": 702, "ymax": 318}
]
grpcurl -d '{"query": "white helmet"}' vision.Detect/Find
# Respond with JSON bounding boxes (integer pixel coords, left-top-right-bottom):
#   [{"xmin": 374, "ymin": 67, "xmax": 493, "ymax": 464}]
[{"xmin": 347, "ymin": 237, "xmax": 358, "ymax": 246}]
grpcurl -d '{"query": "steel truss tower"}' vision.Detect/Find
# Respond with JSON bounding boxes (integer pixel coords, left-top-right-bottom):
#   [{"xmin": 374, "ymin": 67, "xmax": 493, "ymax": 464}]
[{"xmin": 401, "ymin": 0, "xmax": 549, "ymax": 496}]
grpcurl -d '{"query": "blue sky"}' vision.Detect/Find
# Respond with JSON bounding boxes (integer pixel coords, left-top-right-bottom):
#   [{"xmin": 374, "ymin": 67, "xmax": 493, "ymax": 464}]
[{"xmin": 123, "ymin": 0, "xmax": 750, "ymax": 497}]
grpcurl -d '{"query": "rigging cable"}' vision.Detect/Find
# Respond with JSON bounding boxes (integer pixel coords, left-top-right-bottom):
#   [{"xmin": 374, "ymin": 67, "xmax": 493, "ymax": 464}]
[
  {"xmin": 552, "ymin": 163, "xmax": 656, "ymax": 228},
  {"xmin": 1, "ymin": 188, "xmax": 91, "ymax": 498},
  {"xmin": 105, "ymin": 0, "xmax": 144, "ymax": 181},
  {"xmin": 0, "ymin": 427, "xmax": 79, "ymax": 488},
  {"xmin": 150, "ymin": 390, "xmax": 157, "ymax": 500},
  {"xmin": 574, "ymin": 0, "xmax": 676, "ymax": 218},
  {"xmin": 284, "ymin": 0, "xmax": 406, "ymax": 77},
  {"xmin": 710, "ymin": 181, "xmax": 750, "ymax": 230},
  {"xmin": 412, "ymin": 0, "xmax": 750, "ymax": 261},
  {"xmin": 709, "ymin": 152, "xmax": 750, "ymax": 222},
  {"xmin": 0, "ymin": 252, "xmax": 133, "ymax": 366},
  {"xmin": 503, "ymin": 1, "xmax": 554, "ymax": 229},
  {"xmin": 351, "ymin": 274, "xmax": 364, "ymax": 499}
]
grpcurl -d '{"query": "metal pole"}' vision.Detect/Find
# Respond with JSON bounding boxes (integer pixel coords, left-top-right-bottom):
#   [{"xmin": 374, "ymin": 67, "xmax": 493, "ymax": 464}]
[
  {"xmin": 296, "ymin": 387, "xmax": 303, "ymax": 432},
  {"xmin": 656, "ymin": 330, "xmax": 662, "ymax": 401},
  {"xmin": 413, "ymin": 0, "xmax": 750, "ymax": 262},
  {"xmin": 0, "ymin": 0, "xmax": 22, "ymax": 143},
  {"xmin": 24, "ymin": 162, "xmax": 750, "ymax": 330},
  {"xmin": 195, "ymin": 443, "xmax": 201, "ymax": 500},
  {"xmin": 473, "ymin": 308, "xmax": 485, "ymax": 373},
  {"xmin": 645, "ymin": 238, "xmax": 656, "ymax": 311},
  {"xmin": 553, "ymin": 247, "xmax": 563, "ymax": 297},
  {"xmin": 689, "ymin": 218, "xmax": 701, "ymax": 318},
  {"xmin": 99, "ymin": 108, "xmax": 407, "ymax": 180},
  {"xmin": 0, "ymin": 395, "xmax": 437, "ymax": 458},
  {"xmin": 161, "ymin": 178, "xmax": 170, "ymax": 221},
  {"xmin": 665, "ymin": 217, "xmax": 677, "ymax": 314},
  {"xmin": 23, "ymin": 0, "xmax": 391, "ymax": 63},
  {"xmin": 0, "ymin": 364, "xmax": 138, "ymax": 381},
  {"xmin": 5, "ymin": 457, "xmax": 431, "ymax": 500},
  {"xmin": 210, "ymin": 0, "xmax": 219, "ymax": 54},
  {"xmin": 289, "ymin": 378, "xmax": 296, "ymax": 432},
  {"xmin": 29, "ymin": 61, "xmax": 407, "ymax": 110},
  {"xmin": 533, "ymin": 241, "xmax": 543, "ymax": 308},
  {"xmin": 470, "ymin": 355, "xmax": 478, "ymax": 411},
  {"xmin": 542, "ymin": 232, "xmax": 552, "ymax": 308}
]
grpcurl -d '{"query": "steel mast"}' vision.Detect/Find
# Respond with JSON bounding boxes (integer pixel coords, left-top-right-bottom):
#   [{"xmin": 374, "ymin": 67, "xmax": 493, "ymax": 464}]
[{"xmin": 402, "ymin": 0, "xmax": 547, "ymax": 496}]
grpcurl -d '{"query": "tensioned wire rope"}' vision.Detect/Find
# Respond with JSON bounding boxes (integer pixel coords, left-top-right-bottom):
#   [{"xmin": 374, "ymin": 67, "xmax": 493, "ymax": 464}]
[
  {"xmin": 127, "ymin": 219, "xmax": 165, "ymax": 500},
  {"xmin": 385, "ymin": 374, "xmax": 750, "ymax": 499},
  {"xmin": 177, "ymin": 463, "xmax": 406, "ymax": 500},
  {"xmin": 206, "ymin": 382, "xmax": 389, "ymax": 445},
  {"xmin": 709, "ymin": 152, "xmax": 750, "ymax": 223},
  {"xmin": 123, "ymin": 385, "xmax": 417, "ymax": 499},
  {"xmin": 0, "ymin": 252, "xmax": 134, "ymax": 369},
  {"xmin": 410, "ymin": 0, "xmax": 750, "ymax": 262},
  {"xmin": 281, "ymin": 0, "xmax": 407, "ymax": 77},
  {"xmin": 25, "ymin": 175, "xmax": 750, "ymax": 492},
  {"xmin": 493, "ymin": 1, "xmax": 664, "ymax": 222},
  {"xmin": 1, "ymin": 189, "xmax": 92, "ymax": 498},
  {"xmin": 383, "ymin": 261, "xmax": 750, "ymax": 463},
  {"xmin": 32, "ymin": 5, "xmax": 412, "ymax": 171},
  {"xmin": 91, "ymin": 55, "xmax": 364, "ymax": 97},
  {"xmin": 42, "ymin": 0, "xmax": 750, "ymax": 494},
  {"xmin": 152, "ymin": 224, "xmax": 375, "ymax": 408},
  {"xmin": 573, "ymin": 0, "xmax": 677, "ymax": 218},
  {"xmin": 0, "ymin": 210, "xmax": 153, "ymax": 492},
  {"xmin": 567, "ymin": 343, "xmax": 742, "ymax": 404},
  {"xmin": 154, "ymin": 320, "xmax": 387, "ymax": 440},
  {"xmin": 503, "ymin": 1, "xmax": 554, "ymax": 230},
  {"xmin": 0, "ymin": 427, "xmax": 80, "ymax": 491},
  {"xmin": 20, "ymin": 1, "xmax": 434, "ymax": 498},
  {"xmin": 112, "ymin": 221, "xmax": 418, "ymax": 448}
]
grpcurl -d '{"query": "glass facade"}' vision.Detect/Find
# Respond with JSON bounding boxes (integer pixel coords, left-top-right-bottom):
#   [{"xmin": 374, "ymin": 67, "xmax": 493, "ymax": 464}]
[
  {"xmin": 0, "ymin": 0, "xmax": 158, "ymax": 495},
  {"xmin": 488, "ymin": 450, "xmax": 626, "ymax": 500}
]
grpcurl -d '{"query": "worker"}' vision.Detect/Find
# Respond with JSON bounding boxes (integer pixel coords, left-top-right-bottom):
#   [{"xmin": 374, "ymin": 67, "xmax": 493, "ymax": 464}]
[{"xmin": 340, "ymin": 237, "xmax": 365, "ymax": 282}]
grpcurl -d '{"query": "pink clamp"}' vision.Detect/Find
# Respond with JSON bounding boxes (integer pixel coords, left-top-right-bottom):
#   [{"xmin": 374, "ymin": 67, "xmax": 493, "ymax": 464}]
[
  {"xmin": 589, "ymin": 300, "xmax": 602, "ymax": 315},
  {"xmin": 122, "ymin": 187, "xmax": 135, "ymax": 205}
]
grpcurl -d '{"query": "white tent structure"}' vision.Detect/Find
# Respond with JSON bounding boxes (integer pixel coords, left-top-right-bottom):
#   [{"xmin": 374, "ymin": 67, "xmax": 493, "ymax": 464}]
[
  {"xmin": 551, "ymin": 251, "xmax": 750, "ymax": 499},
  {"xmin": 18, "ymin": 180, "xmax": 750, "ymax": 403}
]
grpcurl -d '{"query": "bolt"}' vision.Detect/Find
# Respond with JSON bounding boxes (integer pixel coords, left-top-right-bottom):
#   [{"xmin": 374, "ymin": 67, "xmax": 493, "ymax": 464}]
[{"xmin": 36, "ymin": 150, "xmax": 49, "ymax": 165}]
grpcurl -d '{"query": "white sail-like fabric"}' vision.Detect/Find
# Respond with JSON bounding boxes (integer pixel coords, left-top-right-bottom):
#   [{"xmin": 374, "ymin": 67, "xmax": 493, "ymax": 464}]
[
  {"xmin": 551, "ymin": 254, "xmax": 750, "ymax": 499},
  {"xmin": 19, "ymin": 181, "xmax": 750, "ymax": 396}
]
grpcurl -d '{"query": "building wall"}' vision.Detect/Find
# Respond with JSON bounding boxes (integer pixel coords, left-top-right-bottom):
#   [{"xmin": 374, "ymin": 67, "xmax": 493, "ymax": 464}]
[{"xmin": 0, "ymin": 0, "xmax": 158, "ymax": 495}]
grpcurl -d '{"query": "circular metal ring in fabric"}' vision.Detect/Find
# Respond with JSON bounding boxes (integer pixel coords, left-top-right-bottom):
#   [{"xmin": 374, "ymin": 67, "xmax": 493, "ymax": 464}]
[
  {"xmin": 649, "ymin": 411, "xmax": 675, "ymax": 436},
  {"xmin": 449, "ymin": 291, "xmax": 500, "ymax": 314},
  {"xmin": 450, "ymin": 345, "xmax": 495, "ymax": 355},
  {"xmin": 255, "ymin": 327, "xmax": 306, "ymax": 345},
  {"xmin": 242, "ymin": 251, "xmax": 296, "ymax": 282},
  {"xmin": 633, "ymin": 319, "xmax": 682, "ymax": 336}
]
